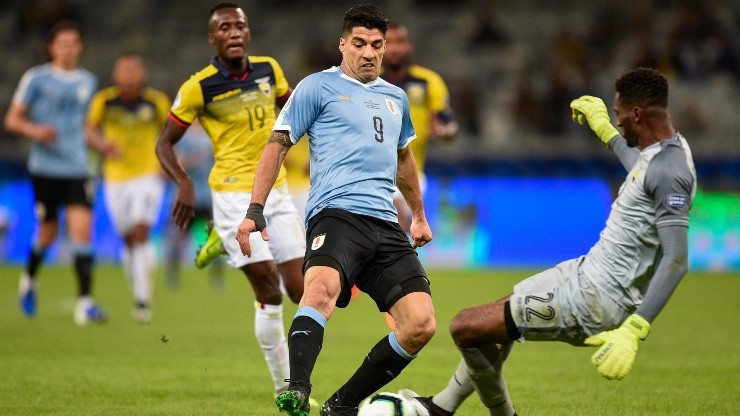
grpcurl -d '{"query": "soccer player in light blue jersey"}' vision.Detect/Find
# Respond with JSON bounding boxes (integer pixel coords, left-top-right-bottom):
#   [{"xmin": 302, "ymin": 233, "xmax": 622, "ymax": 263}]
[
  {"xmin": 399, "ymin": 68, "xmax": 697, "ymax": 416},
  {"xmin": 4, "ymin": 20, "xmax": 107, "ymax": 326},
  {"xmin": 236, "ymin": 4, "xmax": 435, "ymax": 416}
]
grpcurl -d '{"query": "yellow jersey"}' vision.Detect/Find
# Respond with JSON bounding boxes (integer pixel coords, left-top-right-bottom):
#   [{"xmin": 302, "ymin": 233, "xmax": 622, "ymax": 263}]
[
  {"xmin": 169, "ymin": 56, "xmax": 289, "ymax": 192},
  {"xmin": 283, "ymin": 136, "xmax": 310, "ymax": 193},
  {"xmin": 87, "ymin": 86, "xmax": 170, "ymax": 182},
  {"xmin": 383, "ymin": 64, "xmax": 452, "ymax": 172}
]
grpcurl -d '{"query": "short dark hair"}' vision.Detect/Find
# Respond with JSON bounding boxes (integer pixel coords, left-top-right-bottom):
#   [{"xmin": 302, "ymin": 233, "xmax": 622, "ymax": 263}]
[
  {"xmin": 47, "ymin": 19, "xmax": 81, "ymax": 44},
  {"xmin": 209, "ymin": 2, "xmax": 240, "ymax": 17},
  {"xmin": 342, "ymin": 4, "xmax": 389, "ymax": 35},
  {"xmin": 615, "ymin": 67, "xmax": 668, "ymax": 108}
]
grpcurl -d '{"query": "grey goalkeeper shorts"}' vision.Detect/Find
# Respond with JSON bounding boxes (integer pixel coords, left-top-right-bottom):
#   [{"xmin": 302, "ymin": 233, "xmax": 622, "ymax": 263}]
[{"xmin": 509, "ymin": 256, "xmax": 631, "ymax": 346}]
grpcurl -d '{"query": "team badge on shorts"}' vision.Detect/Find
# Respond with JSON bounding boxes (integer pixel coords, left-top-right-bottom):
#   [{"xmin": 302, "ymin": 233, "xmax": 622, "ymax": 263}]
[{"xmin": 311, "ymin": 233, "xmax": 326, "ymax": 250}]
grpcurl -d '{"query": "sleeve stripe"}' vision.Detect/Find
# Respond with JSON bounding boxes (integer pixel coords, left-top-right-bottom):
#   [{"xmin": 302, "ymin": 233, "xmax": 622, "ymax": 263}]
[
  {"xmin": 167, "ymin": 112, "xmax": 190, "ymax": 128},
  {"xmin": 656, "ymin": 219, "xmax": 689, "ymax": 228}
]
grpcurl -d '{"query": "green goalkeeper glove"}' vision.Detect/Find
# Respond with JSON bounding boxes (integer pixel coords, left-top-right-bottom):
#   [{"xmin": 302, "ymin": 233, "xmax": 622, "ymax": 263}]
[
  {"xmin": 570, "ymin": 95, "xmax": 620, "ymax": 145},
  {"xmin": 584, "ymin": 314, "xmax": 651, "ymax": 380}
]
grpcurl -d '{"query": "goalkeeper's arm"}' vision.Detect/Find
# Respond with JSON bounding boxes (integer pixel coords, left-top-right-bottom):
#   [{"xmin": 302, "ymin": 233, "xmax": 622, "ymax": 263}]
[
  {"xmin": 585, "ymin": 225, "xmax": 689, "ymax": 380},
  {"xmin": 570, "ymin": 95, "xmax": 639, "ymax": 171},
  {"xmin": 635, "ymin": 225, "xmax": 689, "ymax": 321}
]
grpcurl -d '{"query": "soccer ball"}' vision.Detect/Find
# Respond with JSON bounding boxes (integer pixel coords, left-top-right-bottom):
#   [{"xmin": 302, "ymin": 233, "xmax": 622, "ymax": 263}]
[{"xmin": 358, "ymin": 392, "xmax": 418, "ymax": 416}]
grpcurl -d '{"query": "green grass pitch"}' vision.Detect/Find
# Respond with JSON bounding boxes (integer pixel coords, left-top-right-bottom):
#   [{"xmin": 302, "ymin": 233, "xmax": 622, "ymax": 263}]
[{"xmin": 0, "ymin": 264, "xmax": 737, "ymax": 415}]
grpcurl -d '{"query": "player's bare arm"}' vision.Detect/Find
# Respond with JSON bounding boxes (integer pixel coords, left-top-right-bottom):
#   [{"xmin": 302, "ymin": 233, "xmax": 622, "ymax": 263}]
[
  {"xmin": 397, "ymin": 146, "xmax": 432, "ymax": 248},
  {"xmin": 235, "ymin": 130, "xmax": 293, "ymax": 256},
  {"xmin": 155, "ymin": 117, "xmax": 195, "ymax": 228},
  {"xmin": 4, "ymin": 102, "xmax": 57, "ymax": 144},
  {"xmin": 84, "ymin": 124, "xmax": 120, "ymax": 158}
]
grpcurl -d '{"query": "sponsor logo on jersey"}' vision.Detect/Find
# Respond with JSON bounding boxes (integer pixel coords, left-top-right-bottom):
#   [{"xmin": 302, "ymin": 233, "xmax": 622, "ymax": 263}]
[
  {"xmin": 385, "ymin": 98, "xmax": 398, "ymax": 115},
  {"xmin": 338, "ymin": 95, "xmax": 353, "ymax": 103},
  {"xmin": 213, "ymin": 88, "xmax": 243, "ymax": 102},
  {"xmin": 364, "ymin": 100, "xmax": 379, "ymax": 109},
  {"xmin": 667, "ymin": 194, "xmax": 687, "ymax": 207},
  {"xmin": 311, "ymin": 233, "xmax": 326, "ymax": 250}
]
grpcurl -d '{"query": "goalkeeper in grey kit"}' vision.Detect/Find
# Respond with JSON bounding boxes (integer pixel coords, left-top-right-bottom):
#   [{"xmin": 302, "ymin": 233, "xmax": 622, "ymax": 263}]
[{"xmin": 400, "ymin": 67, "xmax": 697, "ymax": 416}]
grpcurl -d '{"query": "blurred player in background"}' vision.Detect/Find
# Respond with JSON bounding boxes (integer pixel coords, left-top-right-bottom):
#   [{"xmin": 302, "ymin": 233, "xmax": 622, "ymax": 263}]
[
  {"xmin": 86, "ymin": 52, "xmax": 170, "ymax": 323},
  {"xmin": 400, "ymin": 67, "xmax": 696, "ymax": 416},
  {"xmin": 382, "ymin": 22, "xmax": 458, "ymax": 330},
  {"xmin": 382, "ymin": 22, "xmax": 458, "ymax": 235},
  {"xmin": 236, "ymin": 5, "xmax": 435, "ymax": 415},
  {"xmin": 155, "ymin": 2, "xmax": 308, "ymax": 400},
  {"xmin": 3, "ymin": 20, "xmax": 107, "ymax": 326},
  {"xmin": 162, "ymin": 119, "xmax": 225, "ymax": 291}
]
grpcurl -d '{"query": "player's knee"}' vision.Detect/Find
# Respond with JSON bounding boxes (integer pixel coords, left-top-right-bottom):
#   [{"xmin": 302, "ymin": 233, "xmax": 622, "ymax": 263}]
[
  {"xmin": 128, "ymin": 223, "xmax": 150, "ymax": 244},
  {"xmin": 399, "ymin": 312, "xmax": 436, "ymax": 349},
  {"xmin": 450, "ymin": 309, "xmax": 483, "ymax": 346}
]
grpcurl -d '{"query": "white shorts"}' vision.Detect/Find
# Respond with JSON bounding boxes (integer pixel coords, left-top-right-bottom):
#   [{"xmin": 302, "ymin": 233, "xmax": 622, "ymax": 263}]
[
  {"xmin": 509, "ymin": 256, "xmax": 630, "ymax": 345},
  {"xmin": 104, "ymin": 175, "xmax": 165, "ymax": 235},
  {"xmin": 212, "ymin": 182, "xmax": 305, "ymax": 268}
]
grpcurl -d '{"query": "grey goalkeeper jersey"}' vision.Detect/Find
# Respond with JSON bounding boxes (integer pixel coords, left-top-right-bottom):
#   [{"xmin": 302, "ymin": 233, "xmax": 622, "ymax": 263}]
[{"xmin": 581, "ymin": 133, "xmax": 696, "ymax": 311}]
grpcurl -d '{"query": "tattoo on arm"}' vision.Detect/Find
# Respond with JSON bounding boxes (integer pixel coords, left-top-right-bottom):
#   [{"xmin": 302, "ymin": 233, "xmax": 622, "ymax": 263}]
[{"xmin": 268, "ymin": 131, "xmax": 293, "ymax": 149}]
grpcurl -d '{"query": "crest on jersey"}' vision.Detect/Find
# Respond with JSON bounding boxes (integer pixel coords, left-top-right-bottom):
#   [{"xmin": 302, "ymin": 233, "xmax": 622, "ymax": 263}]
[
  {"xmin": 407, "ymin": 83, "xmax": 425, "ymax": 102},
  {"xmin": 77, "ymin": 85, "xmax": 91, "ymax": 102},
  {"xmin": 137, "ymin": 105, "xmax": 154, "ymax": 121},
  {"xmin": 255, "ymin": 76, "xmax": 272, "ymax": 96},
  {"xmin": 311, "ymin": 233, "xmax": 326, "ymax": 250},
  {"xmin": 385, "ymin": 98, "xmax": 398, "ymax": 115}
]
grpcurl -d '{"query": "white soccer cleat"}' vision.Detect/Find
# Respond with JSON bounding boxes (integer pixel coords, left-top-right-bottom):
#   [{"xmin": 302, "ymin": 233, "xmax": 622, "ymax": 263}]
[
  {"xmin": 132, "ymin": 306, "xmax": 152, "ymax": 324},
  {"xmin": 397, "ymin": 389, "xmax": 431, "ymax": 416},
  {"xmin": 74, "ymin": 297, "xmax": 108, "ymax": 326}
]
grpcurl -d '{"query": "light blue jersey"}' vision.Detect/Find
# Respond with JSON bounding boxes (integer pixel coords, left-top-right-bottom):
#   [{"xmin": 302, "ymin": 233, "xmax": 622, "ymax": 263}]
[
  {"xmin": 11, "ymin": 63, "xmax": 97, "ymax": 177},
  {"xmin": 274, "ymin": 67, "xmax": 416, "ymax": 224}
]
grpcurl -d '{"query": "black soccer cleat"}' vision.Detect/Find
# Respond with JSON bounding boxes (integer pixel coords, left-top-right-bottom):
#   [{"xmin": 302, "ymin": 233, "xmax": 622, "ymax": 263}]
[
  {"xmin": 397, "ymin": 389, "xmax": 454, "ymax": 416},
  {"xmin": 320, "ymin": 392, "xmax": 359, "ymax": 416}
]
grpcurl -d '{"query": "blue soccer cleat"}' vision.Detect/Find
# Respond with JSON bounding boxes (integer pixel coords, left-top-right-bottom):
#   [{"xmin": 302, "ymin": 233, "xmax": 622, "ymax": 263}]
[
  {"xmin": 18, "ymin": 273, "xmax": 37, "ymax": 318},
  {"xmin": 74, "ymin": 298, "xmax": 109, "ymax": 326}
]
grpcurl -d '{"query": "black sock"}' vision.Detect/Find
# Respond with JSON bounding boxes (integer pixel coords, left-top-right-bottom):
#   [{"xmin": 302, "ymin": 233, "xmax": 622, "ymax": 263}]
[
  {"xmin": 26, "ymin": 246, "xmax": 45, "ymax": 278},
  {"xmin": 74, "ymin": 253, "xmax": 93, "ymax": 297},
  {"xmin": 288, "ymin": 315, "xmax": 325, "ymax": 385},
  {"xmin": 334, "ymin": 335, "xmax": 413, "ymax": 407}
]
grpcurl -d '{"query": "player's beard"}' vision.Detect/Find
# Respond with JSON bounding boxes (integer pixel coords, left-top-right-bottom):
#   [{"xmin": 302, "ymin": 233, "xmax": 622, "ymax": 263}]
[{"xmin": 624, "ymin": 129, "xmax": 640, "ymax": 147}]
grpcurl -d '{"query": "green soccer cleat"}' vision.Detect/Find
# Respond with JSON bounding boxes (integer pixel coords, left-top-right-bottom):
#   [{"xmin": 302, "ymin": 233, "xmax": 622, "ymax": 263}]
[
  {"xmin": 195, "ymin": 221, "xmax": 225, "ymax": 269},
  {"xmin": 275, "ymin": 380, "xmax": 312, "ymax": 416}
]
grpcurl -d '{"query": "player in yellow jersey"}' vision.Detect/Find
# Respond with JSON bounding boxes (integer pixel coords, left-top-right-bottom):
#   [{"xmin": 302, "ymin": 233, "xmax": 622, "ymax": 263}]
[
  {"xmin": 155, "ymin": 2, "xmax": 310, "ymax": 401},
  {"xmin": 86, "ymin": 52, "xmax": 170, "ymax": 323},
  {"xmin": 382, "ymin": 22, "xmax": 458, "ymax": 329},
  {"xmin": 383, "ymin": 23, "xmax": 458, "ymax": 233}
]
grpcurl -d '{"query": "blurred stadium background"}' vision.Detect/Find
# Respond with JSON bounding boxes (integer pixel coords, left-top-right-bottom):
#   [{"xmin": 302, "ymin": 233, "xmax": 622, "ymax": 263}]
[{"xmin": 0, "ymin": 0, "xmax": 737, "ymax": 271}]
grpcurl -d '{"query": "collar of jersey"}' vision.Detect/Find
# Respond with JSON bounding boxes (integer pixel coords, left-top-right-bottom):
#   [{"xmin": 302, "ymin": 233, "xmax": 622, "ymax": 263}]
[
  {"xmin": 211, "ymin": 56, "xmax": 253, "ymax": 80},
  {"xmin": 335, "ymin": 66, "xmax": 381, "ymax": 88}
]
